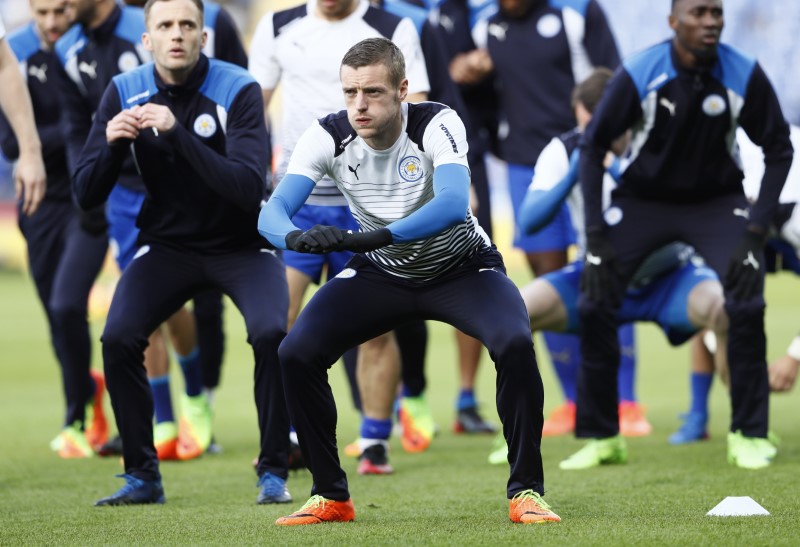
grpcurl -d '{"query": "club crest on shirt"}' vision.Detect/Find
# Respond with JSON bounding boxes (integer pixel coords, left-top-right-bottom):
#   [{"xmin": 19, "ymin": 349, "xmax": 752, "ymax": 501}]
[
  {"xmin": 193, "ymin": 114, "xmax": 217, "ymax": 137},
  {"xmin": 398, "ymin": 156, "xmax": 424, "ymax": 183},
  {"xmin": 702, "ymin": 94, "xmax": 727, "ymax": 116},
  {"xmin": 604, "ymin": 206, "xmax": 623, "ymax": 226},
  {"xmin": 537, "ymin": 14, "xmax": 561, "ymax": 38},
  {"xmin": 118, "ymin": 51, "xmax": 140, "ymax": 73},
  {"xmin": 336, "ymin": 268, "xmax": 357, "ymax": 279}
]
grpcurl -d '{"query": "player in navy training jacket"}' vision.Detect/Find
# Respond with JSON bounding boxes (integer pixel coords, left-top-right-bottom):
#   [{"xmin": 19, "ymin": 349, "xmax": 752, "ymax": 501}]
[
  {"xmin": 565, "ymin": 0, "xmax": 793, "ymax": 471},
  {"xmin": 74, "ymin": 0, "xmax": 291, "ymax": 506}
]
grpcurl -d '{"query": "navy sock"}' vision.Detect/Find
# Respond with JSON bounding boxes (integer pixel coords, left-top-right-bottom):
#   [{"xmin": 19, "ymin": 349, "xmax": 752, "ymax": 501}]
[
  {"xmin": 456, "ymin": 389, "xmax": 476, "ymax": 411},
  {"xmin": 689, "ymin": 372, "xmax": 713, "ymax": 415},
  {"xmin": 617, "ymin": 324, "xmax": 637, "ymax": 402},
  {"xmin": 177, "ymin": 346, "xmax": 203, "ymax": 397},
  {"xmin": 543, "ymin": 331, "xmax": 580, "ymax": 402},
  {"xmin": 150, "ymin": 375, "xmax": 174, "ymax": 424}
]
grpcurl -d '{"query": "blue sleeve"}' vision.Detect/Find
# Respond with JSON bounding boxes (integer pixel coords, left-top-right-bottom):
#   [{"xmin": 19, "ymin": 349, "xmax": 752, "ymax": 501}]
[
  {"xmin": 386, "ymin": 163, "xmax": 470, "ymax": 243},
  {"xmin": 257, "ymin": 173, "xmax": 316, "ymax": 249},
  {"xmin": 518, "ymin": 149, "xmax": 580, "ymax": 235}
]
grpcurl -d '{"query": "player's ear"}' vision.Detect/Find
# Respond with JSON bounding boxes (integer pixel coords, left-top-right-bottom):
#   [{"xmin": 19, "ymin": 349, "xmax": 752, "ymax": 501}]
[
  {"xmin": 398, "ymin": 78, "xmax": 408, "ymax": 102},
  {"xmin": 142, "ymin": 32, "xmax": 153, "ymax": 52},
  {"xmin": 201, "ymin": 29, "xmax": 208, "ymax": 50}
]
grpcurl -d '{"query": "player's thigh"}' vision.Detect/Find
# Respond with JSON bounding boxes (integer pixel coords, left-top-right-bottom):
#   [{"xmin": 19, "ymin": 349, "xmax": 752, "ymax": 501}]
[
  {"xmin": 289, "ymin": 257, "xmax": 415, "ymax": 359},
  {"xmin": 50, "ymin": 214, "xmax": 107, "ymax": 311},
  {"xmin": 531, "ymin": 266, "xmax": 579, "ymax": 332},
  {"xmin": 104, "ymin": 245, "xmax": 202, "ymax": 340}
]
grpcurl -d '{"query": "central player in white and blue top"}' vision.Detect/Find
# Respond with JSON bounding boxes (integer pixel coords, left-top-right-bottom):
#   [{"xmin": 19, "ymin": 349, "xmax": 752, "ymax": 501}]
[{"xmin": 259, "ymin": 37, "xmax": 560, "ymax": 526}]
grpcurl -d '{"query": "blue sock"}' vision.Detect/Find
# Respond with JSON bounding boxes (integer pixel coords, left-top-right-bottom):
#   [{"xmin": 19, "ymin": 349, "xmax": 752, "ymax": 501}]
[
  {"xmin": 177, "ymin": 346, "xmax": 202, "ymax": 397},
  {"xmin": 542, "ymin": 332, "xmax": 580, "ymax": 402},
  {"xmin": 617, "ymin": 324, "xmax": 637, "ymax": 403},
  {"xmin": 150, "ymin": 375, "xmax": 174, "ymax": 424},
  {"xmin": 402, "ymin": 386, "xmax": 423, "ymax": 398},
  {"xmin": 456, "ymin": 389, "xmax": 476, "ymax": 411},
  {"xmin": 360, "ymin": 417, "xmax": 392, "ymax": 441},
  {"xmin": 689, "ymin": 372, "xmax": 713, "ymax": 416}
]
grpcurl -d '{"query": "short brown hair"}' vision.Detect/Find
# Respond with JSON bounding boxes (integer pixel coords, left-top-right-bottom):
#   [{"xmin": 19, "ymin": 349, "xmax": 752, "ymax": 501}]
[
  {"xmin": 340, "ymin": 37, "xmax": 405, "ymax": 89},
  {"xmin": 143, "ymin": 0, "xmax": 204, "ymax": 24},
  {"xmin": 571, "ymin": 67, "xmax": 614, "ymax": 114}
]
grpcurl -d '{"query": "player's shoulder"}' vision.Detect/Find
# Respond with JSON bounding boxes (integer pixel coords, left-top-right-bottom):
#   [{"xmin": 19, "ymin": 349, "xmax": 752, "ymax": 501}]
[
  {"xmin": 272, "ymin": 3, "xmax": 309, "ymax": 37},
  {"xmin": 712, "ymin": 43, "xmax": 756, "ymax": 97},
  {"xmin": 201, "ymin": 58, "xmax": 258, "ymax": 109},
  {"xmin": 622, "ymin": 40, "xmax": 675, "ymax": 98},
  {"xmin": 317, "ymin": 110, "xmax": 358, "ymax": 158},
  {"xmin": 406, "ymin": 102, "xmax": 454, "ymax": 147},
  {"xmin": 7, "ymin": 22, "xmax": 40, "ymax": 62},
  {"xmin": 111, "ymin": 62, "xmax": 157, "ymax": 107},
  {"xmin": 55, "ymin": 23, "xmax": 87, "ymax": 65}
]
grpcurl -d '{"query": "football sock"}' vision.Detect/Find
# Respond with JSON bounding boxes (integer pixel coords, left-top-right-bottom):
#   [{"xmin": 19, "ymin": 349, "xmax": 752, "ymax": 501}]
[
  {"xmin": 543, "ymin": 332, "xmax": 580, "ymax": 402},
  {"xmin": 617, "ymin": 323, "xmax": 637, "ymax": 402},
  {"xmin": 150, "ymin": 375, "xmax": 174, "ymax": 424},
  {"xmin": 177, "ymin": 346, "xmax": 203, "ymax": 397},
  {"xmin": 360, "ymin": 417, "xmax": 392, "ymax": 447},
  {"xmin": 456, "ymin": 389, "xmax": 476, "ymax": 411},
  {"xmin": 689, "ymin": 372, "xmax": 713, "ymax": 415}
]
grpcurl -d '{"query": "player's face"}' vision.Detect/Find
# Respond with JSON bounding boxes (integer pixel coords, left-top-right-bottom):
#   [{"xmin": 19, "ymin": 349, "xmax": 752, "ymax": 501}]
[
  {"xmin": 30, "ymin": 0, "xmax": 71, "ymax": 47},
  {"xmin": 670, "ymin": 0, "xmax": 724, "ymax": 65},
  {"xmin": 341, "ymin": 62, "xmax": 408, "ymax": 151},
  {"xmin": 315, "ymin": 0, "xmax": 358, "ymax": 21},
  {"xmin": 143, "ymin": 0, "xmax": 207, "ymax": 84}
]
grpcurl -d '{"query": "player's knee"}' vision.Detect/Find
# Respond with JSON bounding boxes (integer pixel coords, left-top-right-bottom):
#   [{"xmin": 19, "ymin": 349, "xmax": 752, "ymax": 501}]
[
  {"xmin": 101, "ymin": 320, "xmax": 147, "ymax": 362},
  {"xmin": 249, "ymin": 324, "xmax": 286, "ymax": 358},
  {"xmin": 486, "ymin": 327, "xmax": 533, "ymax": 365},
  {"xmin": 48, "ymin": 298, "xmax": 85, "ymax": 327},
  {"xmin": 724, "ymin": 296, "xmax": 765, "ymax": 324}
]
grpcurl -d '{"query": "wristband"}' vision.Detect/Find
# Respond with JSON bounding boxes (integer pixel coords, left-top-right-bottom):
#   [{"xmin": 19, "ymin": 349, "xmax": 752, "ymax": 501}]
[{"xmin": 787, "ymin": 335, "xmax": 800, "ymax": 362}]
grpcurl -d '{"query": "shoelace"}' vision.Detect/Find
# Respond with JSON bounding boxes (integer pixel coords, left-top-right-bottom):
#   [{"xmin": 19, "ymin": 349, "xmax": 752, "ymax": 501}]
[
  {"xmin": 512, "ymin": 490, "xmax": 552, "ymax": 512},
  {"xmin": 299, "ymin": 495, "xmax": 329, "ymax": 511}
]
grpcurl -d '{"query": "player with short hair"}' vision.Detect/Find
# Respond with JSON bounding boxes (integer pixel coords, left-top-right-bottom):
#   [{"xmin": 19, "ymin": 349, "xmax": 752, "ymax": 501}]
[
  {"xmin": 260, "ymin": 36, "xmax": 560, "ymax": 526},
  {"xmin": 566, "ymin": 0, "xmax": 792, "ymax": 471},
  {"xmin": 73, "ymin": 0, "xmax": 291, "ymax": 505},
  {"xmin": 0, "ymin": 0, "xmax": 110, "ymax": 459}
]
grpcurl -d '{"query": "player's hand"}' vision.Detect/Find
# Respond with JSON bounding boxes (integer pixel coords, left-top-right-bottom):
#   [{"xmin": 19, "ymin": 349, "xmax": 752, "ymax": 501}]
[
  {"xmin": 724, "ymin": 229, "xmax": 765, "ymax": 301},
  {"xmin": 580, "ymin": 230, "xmax": 619, "ymax": 303},
  {"xmin": 769, "ymin": 354, "xmax": 799, "ymax": 393},
  {"xmin": 133, "ymin": 103, "xmax": 177, "ymax": 135},
  {"xmin": 106, "ymin": 109, "xmax": 141, "ymax": 144},
  {"xmin": 14, "ymin": 150, "xmax": 46, "ymax": 216},
  {"xmin": 340, "ymin": 228, "xmax": 393, "ymax": 253},
  {"xmin": 286, "ymin": 225, "xmax": 345, "ymax": 253}
]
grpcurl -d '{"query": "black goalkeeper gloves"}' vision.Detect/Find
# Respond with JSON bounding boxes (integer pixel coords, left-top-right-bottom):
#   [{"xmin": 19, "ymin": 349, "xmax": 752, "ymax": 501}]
[
  {"xmin": 580, "ymin": 229, "xmax": 620, "ymax": 303},
  {"xmin": 725, "ymin": 229, "xmax": 766, "ymax": 301},
  {"xmin": 285, "ymin": 226, "xmax": 392, "ymax": 254}
]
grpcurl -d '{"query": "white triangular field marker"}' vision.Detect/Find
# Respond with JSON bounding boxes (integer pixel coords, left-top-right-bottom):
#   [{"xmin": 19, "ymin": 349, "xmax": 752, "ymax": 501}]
[{"xmin": 706, "ymin": 496, "xmax": 770, "ymax": 516}]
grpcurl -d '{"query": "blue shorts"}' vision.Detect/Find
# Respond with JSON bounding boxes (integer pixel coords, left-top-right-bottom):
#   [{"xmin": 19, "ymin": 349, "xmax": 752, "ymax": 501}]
[
  {"xmin": 283, "ymin": 204, "xmax": 360, "ymax": 284},
  {"xmin": 543, "ymin": 259, "xmax": 719, "ymax": 346},
  {"xmin": 765, "ymin": 238, "xmax": 800, "ymax": 275},
  {"xmin": 107, "ymin": 185, "xmax": 145, "ymax": 270},
  {"xmin": 508, "ymin": 162, "xmax": 576, "ymax": 252}
]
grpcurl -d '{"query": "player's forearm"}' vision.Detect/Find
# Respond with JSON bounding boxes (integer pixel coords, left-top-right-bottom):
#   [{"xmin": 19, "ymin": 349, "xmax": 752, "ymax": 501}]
[
  {"xmin": 579, "ymin": 142, "xmax": 607, "ymax": 232},
  {"xmin": 166, "ymin": 123, "xmax": 265, "ymax": 211},
  {"xmin": 386, "ymin": 163, "xmax": 469, "ymax": 243},
  {"xmin": 258, "ymin": 173, "xmax": 315, "ymax": 249},
  {"xmin": 0, "ymin": 44, "xmax": 41, "ymax": 159},
  {"xmin": 519, "ymin": 150, "xmax": 579, "ymax": 235},
  {"xmin": 72, "ymin": 141, "xmax": 127, "ymax": 210}
]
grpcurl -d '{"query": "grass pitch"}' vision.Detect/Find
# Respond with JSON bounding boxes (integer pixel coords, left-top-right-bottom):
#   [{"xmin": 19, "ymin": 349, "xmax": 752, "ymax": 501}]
[{"xmin": 1, "ymin": 265, "xmax": 799, "ymax": 545}]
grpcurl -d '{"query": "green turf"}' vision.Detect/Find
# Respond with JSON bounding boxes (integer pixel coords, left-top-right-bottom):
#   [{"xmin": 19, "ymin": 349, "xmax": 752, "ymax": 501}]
[{"xmin": 1, "ymin": 267, "xmax": 799, "ymax": 545}]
